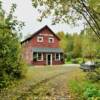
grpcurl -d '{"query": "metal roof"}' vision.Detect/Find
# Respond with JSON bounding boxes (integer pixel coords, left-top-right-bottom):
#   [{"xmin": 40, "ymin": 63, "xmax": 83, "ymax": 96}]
[{"xmin": 32, "ymin": 48, "xmax": 63, "ymax": 53}]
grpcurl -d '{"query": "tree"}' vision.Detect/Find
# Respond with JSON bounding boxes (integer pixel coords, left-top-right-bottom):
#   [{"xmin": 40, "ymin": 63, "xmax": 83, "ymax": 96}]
[
  {"xmin": 32, "ymin": 0, "xmax": 100, "ymax": 39},
  {"xmin": 82, "ymin": 38, "xmax": 96, "ymax": 60},
  {"xmin": 0, "ymin": 2, "xmax": 26, "ymax": 88},
  {"xmin": 81, "ymin": 28, "xmax": 97, "ymax": 60},
  {"xmin": 73, "ymin": 34, "xmax": 82, "ymax": 58},
  {"xmin": 57, "ymin": 32, "xmax": 67, "ymax": 53},
  {"xmin": 66, "ymin": 35, "xmax": 73, "ymax": 53}
]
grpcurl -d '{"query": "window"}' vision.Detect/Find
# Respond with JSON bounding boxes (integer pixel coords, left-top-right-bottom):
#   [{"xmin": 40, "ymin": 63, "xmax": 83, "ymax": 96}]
[
  {"xmin": 37, "ymin": 53, "xmax": 43, "ymax": 61},
  {"xmin": 33, "ymin": 52, "xmax": 43, "ymax": 61},
  {"xmin": 48, "ymin": 37, "xmax": 54, "ymax": 43},
  {"xmin": 55, "ymin": 53, "xmax": 60, "ymax": 61},
  {"xmin": 37, "ymin": 36, "xmax": 43, "ymax": 42},
  {"xmin": 60, "ymin": 53, "xmax": 64, "ymax": 61},
  {"xmin": 33, "ymin": 52, "xmax": 37, "ymax": 61}
]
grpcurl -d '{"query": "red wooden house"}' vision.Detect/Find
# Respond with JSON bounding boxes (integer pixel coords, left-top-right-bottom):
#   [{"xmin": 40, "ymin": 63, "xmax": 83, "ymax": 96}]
[{"xmin": 21, "ymin": 25, "xmax": 64, "ymax": 65}]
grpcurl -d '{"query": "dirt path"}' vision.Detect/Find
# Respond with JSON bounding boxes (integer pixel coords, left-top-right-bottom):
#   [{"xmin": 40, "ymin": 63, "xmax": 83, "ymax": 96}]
[
  {"xmin": 0, "ymin": 66, "xmax": 79, "ymax": 100},
  {"xmin": 17, "ymin": 67, "xmax": 77, "ymax": 100}
]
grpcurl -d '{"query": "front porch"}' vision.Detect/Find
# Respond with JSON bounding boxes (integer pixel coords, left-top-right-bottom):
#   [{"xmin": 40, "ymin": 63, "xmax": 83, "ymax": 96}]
[{"xmin": 32, "ymin": 48, "xmax": 64, "ymax": 65}]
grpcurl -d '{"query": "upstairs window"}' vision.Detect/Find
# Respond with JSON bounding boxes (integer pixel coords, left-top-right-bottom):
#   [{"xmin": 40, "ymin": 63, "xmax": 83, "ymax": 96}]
[
  {"xmin": 37, "ymin": 36, "xmax": 43, "ymax": 42},
  {"xmin": 48, "ymin": 37, "xmax": 54, "ymax": 43}
]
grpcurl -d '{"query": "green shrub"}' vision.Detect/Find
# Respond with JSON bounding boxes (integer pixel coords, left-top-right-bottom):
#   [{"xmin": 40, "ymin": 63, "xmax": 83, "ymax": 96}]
[
  {"xmin": 87, "ymin": 68, "xmax": 100, "ymax": 82},
  {"xmin": 0, "ymin": 5, "xmax": 27, "ymax": 88},
  {"xmin": 76, "ymin": 58, "xmax": 84, "ymax": 64},
  {"xmin": 0, "ymin": 32, "xmax": 27, "ymax": 88},
  {"xmin": 83, "ymin": 86, "xmax": 100, "ymax": 100},
  {"xmin": 66, "ymin": 52, "xmax": 73, "ymax": 61},
  {"xmin": 71, "ymin": 59, "xmax": 78, "ymax": 64},
  {"xmin": 69, "ymin": 80, "xmax": 83, "ymax": 93},
  {"xmin": 69, "ymin": 80, "xmax": 100, "ymax": 100}
]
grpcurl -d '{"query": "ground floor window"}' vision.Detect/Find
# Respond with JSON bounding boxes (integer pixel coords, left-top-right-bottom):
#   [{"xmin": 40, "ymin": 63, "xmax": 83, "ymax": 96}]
[
  {"xmin": 33, "ymin": 52, "xmax": 43, "ymax": 61},
  {"xmin": 37, "ymin": 52, "xmax": 43, "ymax": 61},
  {"xmin": 33, "ymin": 52, "xmax": 63, "ymax": 62},
  {"xmin": 60, "ymin": 53, "xmax": 64, "ymax": 61},
  {"xmin": 55, "ymin": 53, "xmax": 60, "ymax": 61},
  {"xmin": 33, "ymin": 52, "xmax": 37, "ymax": 61}
]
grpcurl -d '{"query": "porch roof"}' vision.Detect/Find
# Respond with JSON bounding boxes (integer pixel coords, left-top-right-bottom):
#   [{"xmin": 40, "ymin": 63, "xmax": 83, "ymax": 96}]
[{"xmin": 32, "ymin": 48, "xmax": 63, "ymax": 53}]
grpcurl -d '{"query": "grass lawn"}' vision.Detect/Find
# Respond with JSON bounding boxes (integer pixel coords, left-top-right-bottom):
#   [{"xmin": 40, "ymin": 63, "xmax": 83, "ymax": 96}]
[{"xmin": 0, "ymin": 65, "xmax": 85, "ymax": 100}]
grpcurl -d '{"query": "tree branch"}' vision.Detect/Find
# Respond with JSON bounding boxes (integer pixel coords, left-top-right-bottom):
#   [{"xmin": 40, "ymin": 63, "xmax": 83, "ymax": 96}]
[{"xmin": 73, "ymin": 6, "xmax": 100, "ymax": 40}]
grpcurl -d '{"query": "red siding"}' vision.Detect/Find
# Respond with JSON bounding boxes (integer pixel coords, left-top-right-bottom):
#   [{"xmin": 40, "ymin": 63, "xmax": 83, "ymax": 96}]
[
  {"xmin": 30, "ymin": 28, "xmax": 59, "ymax": 48},
  {"xmin": 21, "ymin": 26, "xmax": 64, "ymax": 65}
]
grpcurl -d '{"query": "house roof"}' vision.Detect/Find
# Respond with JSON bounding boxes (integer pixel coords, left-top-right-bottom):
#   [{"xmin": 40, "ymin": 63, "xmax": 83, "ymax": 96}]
[
  {"xmin": 21, "ymin": 25, "xmax": 60, "ymax": 43},
  {"xmin": 32, "ymin": 47, "xmax": 63, "ymax": 53}
]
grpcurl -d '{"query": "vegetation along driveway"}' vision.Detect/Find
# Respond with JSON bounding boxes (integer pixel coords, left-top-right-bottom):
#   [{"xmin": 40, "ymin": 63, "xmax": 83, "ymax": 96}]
[{"xmin": 0, "ymin": 65, "xmax": 82, "ymax": 100}]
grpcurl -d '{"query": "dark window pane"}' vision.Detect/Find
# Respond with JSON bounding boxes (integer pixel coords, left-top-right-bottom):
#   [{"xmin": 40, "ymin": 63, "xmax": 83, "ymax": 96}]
[
  {"xmin": 55, "ymin": 53, "xmax": 60, "ymax": 60},
  {"xmin": 33, "ymin": 52, "xmax": 37, "ymax": 61},
  {"xmin": 38, "ymin": 53, "xmax": 42, "ymax": 60}
]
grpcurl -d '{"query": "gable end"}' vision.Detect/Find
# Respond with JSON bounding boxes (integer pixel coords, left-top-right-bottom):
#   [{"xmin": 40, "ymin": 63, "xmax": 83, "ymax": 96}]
[{"xmin": 21, "ymin": 25, "xmax": 60, "ymax": 44}]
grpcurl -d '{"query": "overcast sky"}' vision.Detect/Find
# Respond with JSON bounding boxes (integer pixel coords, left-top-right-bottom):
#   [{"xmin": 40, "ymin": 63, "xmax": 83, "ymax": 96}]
[{"xmin": 3, "ymin": 0, "xmax": 85, "ymax": 38}]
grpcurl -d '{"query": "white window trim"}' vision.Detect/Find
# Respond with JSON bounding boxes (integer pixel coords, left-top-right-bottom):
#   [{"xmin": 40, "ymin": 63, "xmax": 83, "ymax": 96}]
[
  {"xmin": 55, "ymin": 53, "xmax": 60, "ymax": 61},
  {"xmin": 48, "ymin": 37, "xmax": 54, "ymax": 43},
  {"xmin": 37, "ymin": 36, "xmax": 43, "ymax": 42},
  {"xmin": 37, "ymin": 53, "xmax": 43, "ymax": 61}
]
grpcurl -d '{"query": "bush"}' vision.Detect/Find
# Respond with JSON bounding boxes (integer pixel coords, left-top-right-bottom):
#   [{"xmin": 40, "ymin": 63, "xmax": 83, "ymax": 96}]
[
  {"xmin": 66, "ymin": 52, "xmax": 73, "ymax": 61},
  {"xmin": 69, "ymin": 80, "xmax": 100, "ymax": 100},
  {"xmin": 0, "ymin": 28, "xmax": 27, "ymax": 89},
  {"xmin": 83, "ymin": 86, "xmax": 100, "ymax": 100},
  {"xmin": 76, "ymin": 58, "xmax": 84, "ymax": 64},
  {"xmin": 87, "ymin": 68, "xmax": 100, "ymax": 82},
  {"xmin": 71, "ymin": 59, "xmax": 78, "ymax": 64},
  {"xmin": 0, "ymin": 3, "xmax": 27, "ymax": 89}
]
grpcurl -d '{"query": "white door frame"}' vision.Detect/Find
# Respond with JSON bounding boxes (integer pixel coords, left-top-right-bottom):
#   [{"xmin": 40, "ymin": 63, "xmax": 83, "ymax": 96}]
[{"xmin": 46, "ymin": 54, "xmax": 52, "ymax": 65}]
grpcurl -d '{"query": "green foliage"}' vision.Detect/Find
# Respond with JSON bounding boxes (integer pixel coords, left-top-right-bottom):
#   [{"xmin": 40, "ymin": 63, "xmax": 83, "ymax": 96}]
[
  {"xmin": 57, "ymin": 32, "xmax": 67, "ymax": 53},
  {"xmin": 72, "ymin": 34, "xmax": 82, "ymax": 58},
  {"xmin": 32, "ymin": 0, "xmax": 100, "ymax": 39},
  {"xmin": 0, "ymin": 2, "xmax": 26, "ymax": 88},
  {"xmin": 83, "ymin": 86, "xmax": 100, "ymax": 100},
  {"xmin": 89, "ymin": 0, "xmax": 100, "ymax": 13},
  {"xmin": 66, "ymin": 37, "xmax": 74, "ymax": 52},
  {"xmin": 69, "ymin": 80, "xmax": 100, "ymax": 100},
  {"xmin": 71, "ymin": 59, "xmax": 78, "ymax": 64},
  {"xmin": 76, "ymin": 58, "xmax": 84, "ymax": 64},
  {"xmin": 57, "ymin": 29, "xmax": 99, "ymax": 63},
  {"xmin": 66, "ymin": 52, "xmax": 73, "ymax": 62},
  {"xmin": 82, "ymin": 31, "xmax": 98, "ymax": 59},
  {"xmin": 69, "ymin": 80, "xmax": 82, "ymax": 94},
  {"xmin": 87, "ymin": 68, "xmax": 100, "ymax": 82}
]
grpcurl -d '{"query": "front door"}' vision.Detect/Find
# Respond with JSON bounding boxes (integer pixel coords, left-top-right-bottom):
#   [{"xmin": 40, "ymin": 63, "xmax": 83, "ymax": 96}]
[{"xmin": 46, "ymin": 54, "xmax": 52, "ymax": 65}]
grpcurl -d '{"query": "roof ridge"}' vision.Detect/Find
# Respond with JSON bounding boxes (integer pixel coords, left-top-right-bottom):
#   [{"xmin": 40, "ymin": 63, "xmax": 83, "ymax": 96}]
[{"xmin": 21, "ymin": 25, "xmax": 60, "ymax": 43}]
